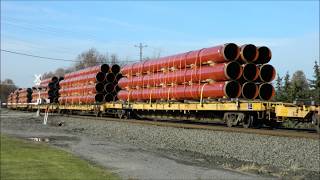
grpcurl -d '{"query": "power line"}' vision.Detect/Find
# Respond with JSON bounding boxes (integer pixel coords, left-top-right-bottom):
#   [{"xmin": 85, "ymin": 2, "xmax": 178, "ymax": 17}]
[
  {"xmin": 2, "ymin": 34, "xmax": 78, "ymax": 56},
  {"xmin": 1, "ymin": 49, "xmax": 138, "ymax": 63},
  {"xmin": 1, "ymin": 49, "xmax": 78, "ymax": 62}
]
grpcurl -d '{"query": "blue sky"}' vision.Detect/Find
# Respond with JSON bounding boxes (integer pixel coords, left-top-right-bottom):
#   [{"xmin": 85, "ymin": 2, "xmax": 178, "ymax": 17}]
[{"xmin": 1, "ymin": 1, "xmax": 319, "ymax": 87}]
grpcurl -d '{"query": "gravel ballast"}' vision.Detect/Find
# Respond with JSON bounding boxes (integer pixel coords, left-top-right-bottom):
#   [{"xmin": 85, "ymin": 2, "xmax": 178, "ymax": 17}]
[{"xmin": 51, "ymin": 115, "xmax": 320, "ymax": 172}]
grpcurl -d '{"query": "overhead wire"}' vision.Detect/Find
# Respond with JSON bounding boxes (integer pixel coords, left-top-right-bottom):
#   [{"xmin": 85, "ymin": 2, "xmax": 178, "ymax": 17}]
[
  {"xmin": 1, "ymin": 49, "xmax": 79, "ymax": 62},
  {"xmin": 1, "ymin": 49, "xmax": 138, "ymax": 63}
]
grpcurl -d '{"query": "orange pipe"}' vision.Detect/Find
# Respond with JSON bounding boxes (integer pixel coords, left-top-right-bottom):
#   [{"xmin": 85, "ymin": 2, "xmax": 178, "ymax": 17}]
[
  {"xmin": 255, "ymin": 46, "xmax": 272, "ymax": 64},
  {"xmin": 257, "ymin": 64, "xmax": 276, "ymax": 82},
  {"xmin": 258, "ymin": 83, "xmax": 275, "ymax": 100},
  {"xmin": 117, "ymin": 81, "xmax": 241, "ymax": 101},
  {"xmin": 118, "ymin": 61, "xmax": 242, "ymax": 89},
  {"xmin": 121, "ymin": 43, "xmax": 240, "ymax": 76}
]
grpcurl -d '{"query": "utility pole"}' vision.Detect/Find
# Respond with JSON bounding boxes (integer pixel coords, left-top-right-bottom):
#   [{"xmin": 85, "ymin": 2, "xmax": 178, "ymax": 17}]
[{"xmin": 134, "ymin": 43, "xmax": 147, "ymax": 62}]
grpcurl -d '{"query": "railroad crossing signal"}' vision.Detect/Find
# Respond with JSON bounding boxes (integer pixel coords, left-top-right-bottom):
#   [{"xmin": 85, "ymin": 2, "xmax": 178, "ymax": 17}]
[
  {"xmin": 33, "ymin": 74, "xmax": 42, "ymax": 117},
  {"xmin": 34, "ymin": 74, "xmax": 42, "ymax": 86}
]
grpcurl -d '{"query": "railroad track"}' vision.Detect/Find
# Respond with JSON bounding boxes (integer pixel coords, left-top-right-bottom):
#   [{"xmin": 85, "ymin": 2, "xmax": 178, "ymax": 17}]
[{"xmin": 47, "ymin": 112, "xmax": 320, "ymax": 140}]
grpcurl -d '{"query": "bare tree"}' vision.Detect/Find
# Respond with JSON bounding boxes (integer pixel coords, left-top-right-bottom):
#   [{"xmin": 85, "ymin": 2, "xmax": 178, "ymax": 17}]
[
  {"xmin": 38, "ymin": 48, "xmax": 122, "ymax": 80},
  {"xmin": 0, "ymin": 79, "xmax": 18, "ymax": 103},
  {"xmin": 110, "ymin": 53, "xmax": 119, "ymax": 65},
  {"xmin": 54, "ymin": 68, "xmax": 66, "ymax": 77},
  {"xmin": 41, "ymin": 71, "xmax": 55, "ymax": 79},
  {"xmin": 74, "ymin": 48, "xmax": 107, "ymax": 70},
  {"xmin": 104, "ymin": 52, "xmax": 110, "ymax": 64},
  {"xmin": 152, "ymin": 48, "xmax": 162, "ymax": 59}
]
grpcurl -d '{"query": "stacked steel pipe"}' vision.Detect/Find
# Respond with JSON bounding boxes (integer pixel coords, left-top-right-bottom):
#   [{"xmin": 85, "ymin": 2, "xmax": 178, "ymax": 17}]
[
  {"xmin": 31, "ymin": 88, "xmax": 48, "ymax": 103},
  {"xmin": 17, "ymin": 88, "xmax": 33, "ymax": 103},
  {"xmin": 48, "ymin": 76, "xmax": 63, "ymax": 103},
  {"xmin": 31, "ymin": 77, "xmax": 50, "ymax": 103},
  {"xmin": 31, "ymin": 76, "xmax": 62, "ymax": 103},
  {"xmin": 237, "ymin": 46, "xmax": 275, "ymax": 100},
  {"xmin": 118, "ymin": 43, "xmax": 242, "ymax": 101},
  {"xmin": 13, "ymin": 89, "xmax": 20, "ymax": 103},
  {"xmin": 118, "ymin": 43, "xmax": 275, "ymax": 101},
  {"xmin": 7, "ymin": 92, "xmax": 15, "ymax": 104},
  {"xmin": 58, "ymin": 64, "xmax": 121, "ymax": 104}
]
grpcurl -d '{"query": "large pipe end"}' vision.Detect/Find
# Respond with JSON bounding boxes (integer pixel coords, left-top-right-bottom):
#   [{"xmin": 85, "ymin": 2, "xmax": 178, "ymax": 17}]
[
  {"xmin": 104, "ymin": 83, "xmax": 114, "ymax": 93},
  {"xmin": 96, "ymin": 72, "xmax": 106, "ymax": 82},
  {"xmin": 27, "ymin": 88, "xmax": 32, "ymax": 93},
  {"xmin": 222, "ymin": 43, "xmax": 240, "ymax": 61},
  {"xmin": 256, "ymin": 46, "xmax": 272, "ymax": 64},
  {"xmin": 243, "ymin": 63, "xmax": 259, "ymax": 81},
  {"xmin": 259, "ymin": 83, "xmax": 275, "ymax": 101},
  {"xmin": 106, "ymin": 73, "xmax": 116, "ymax": 83},
  {"xmin": 225, "ymin": 61, "xmax": 243, "ymax": 80},
  {"xmin": 48, "ymin": 82, "xmax": 57, "ymax": 89},
  {"xmin": 104, "ymin": 93, "xmax": 114, "ymax": 102},
  {"xmin": 100, "ymin": 64, "xmax": 110, "ymax": 73},
  {"xmin": 259, "ymin": 64, "xmax": 276, "ymax": 82},
  {"xmin": 95, "ymin": 83, "xmax": 105, "ymax": 92},
  {"xmin": 95, "ymin": 93, "xmax": 104, "ymax": 102},
  {"xmin": 241, "ymin": 82, "xmax": 259, "ymax": 100},
  {"xmin": 240, "ymin": 44, "xmax": 259, "ymax": 63},
  {"xmin": 111, "ymin": 64, "xmax": 121, "ymax": 74},
  {"xmin": 224, "ymin": 81, "xmax": 241, "ymax": 98},
  {"xmin": 51, "ymin": 76, "xmax": 58, "ymax": 82}
]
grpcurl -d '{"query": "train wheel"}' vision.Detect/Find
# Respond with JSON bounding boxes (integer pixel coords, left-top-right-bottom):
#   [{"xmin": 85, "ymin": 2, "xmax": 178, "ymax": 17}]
[
  {"xmin": 224, "ymin": 113, "xmax": 237, "ymax": 127},
  {"xmin": 95, "ymin": 111, "xmax": 102, "ymax": 117},
  {"xmin": 243, "ymin": 114, "xmax": 253, "ymax": 128},
  {"xmin": 117, "ymin": 110, "xmax": 127, "ymax": 119},
  {"xmin": 68, "ymin": 110, "xmax": 73, "ymax": 115},
  {"xmin": 252, "ymin": 119, "xmax": 262, "ymax": 128},
  {"xmin": 251, "ymin": 114, "xmax": 262, "ymax": 129}
]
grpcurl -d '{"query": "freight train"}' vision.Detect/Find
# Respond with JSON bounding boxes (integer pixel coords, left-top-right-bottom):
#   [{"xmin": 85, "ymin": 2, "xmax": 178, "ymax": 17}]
[{"xmin": 6, "ymin": 43, "xmax": 320, "ymax": 132}]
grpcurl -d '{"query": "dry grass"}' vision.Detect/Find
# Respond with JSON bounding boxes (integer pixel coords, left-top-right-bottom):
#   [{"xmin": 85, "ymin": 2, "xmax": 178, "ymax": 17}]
[
  {"xmin": 271, "ymin": 164, "xmax": 305, "ymax": 179},
  {"xmin": 222, "ymin": 162, "xmax": 233, "ymax": 169},
  {"xmin": 236, "ymin": 163, "xmax": 270, "ymax": 174}
]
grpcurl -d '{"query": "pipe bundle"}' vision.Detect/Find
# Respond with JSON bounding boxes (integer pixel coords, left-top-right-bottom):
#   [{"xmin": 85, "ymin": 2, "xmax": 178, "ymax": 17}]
[
  {"xmin": 17, "ymin": 88, "xmax": 32, "ymax": 103},
  {"xmin": 7, "ymin": 89, "xmax": 32, "ymax": 104},
  {"xmin": 237, "ymin": 46, "xmax": 275, "ymax": 100},
  {"xmin": 58, "ymin": 64, "xmax": 121, "ymax": 104},
  {"xmin": 13, "ymin": 89, "xmax": 19, "ymax": 103},
  {"xmin": 7, "ymin": 92, "xmax": 15, "ymax": 104},
  {"xmin": 31, "ymin": 77, "xmax": 62, "ymax": 103},
  {"xmin": 118, "ymin": 43, "xmax": 275, "ymax": 101},
  {"xmin": 118, "ymin": 43, "xmax": 242, "ymax": 101},
  {"xmin": 48, "ymin": 77, "xmax": 63, "ymax": 103},
  {"xmin": 31, "ymin": 88, "xmax": 48, "ymax": 103},
  {"xmin": 33, "ymin": 77, "xmax": 50, "ymax": 103}
]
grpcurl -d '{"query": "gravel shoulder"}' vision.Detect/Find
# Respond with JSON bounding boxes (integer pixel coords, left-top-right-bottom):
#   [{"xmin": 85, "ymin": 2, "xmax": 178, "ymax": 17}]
[{"xmin": 1, "ymin": 109, "xmax": 319, "ymax": 179}]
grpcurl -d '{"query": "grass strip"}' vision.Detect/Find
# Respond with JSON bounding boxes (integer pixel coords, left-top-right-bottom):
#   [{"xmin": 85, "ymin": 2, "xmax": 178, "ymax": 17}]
[{"xmin": 0, "ymin": 134, "xmax": 119, "ymax": 180}]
